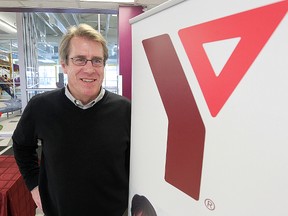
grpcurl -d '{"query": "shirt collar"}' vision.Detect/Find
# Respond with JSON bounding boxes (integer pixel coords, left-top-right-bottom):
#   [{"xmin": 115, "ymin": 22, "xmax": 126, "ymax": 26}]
[{"xmin": 65, "ymin": 85, "xmax": 105, "ymax": 109}]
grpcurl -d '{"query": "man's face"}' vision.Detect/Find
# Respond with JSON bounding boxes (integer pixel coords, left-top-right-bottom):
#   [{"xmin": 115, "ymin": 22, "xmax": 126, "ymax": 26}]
[{"xmin": 61, "ymin": 36, "xmax": 105, "ymax": 104}]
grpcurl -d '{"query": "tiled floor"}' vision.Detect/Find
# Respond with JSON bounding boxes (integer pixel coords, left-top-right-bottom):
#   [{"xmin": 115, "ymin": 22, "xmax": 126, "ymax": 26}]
[
  {"xmin": 35, "ymin": 208, "xmax": 44, "ymax": 216},
  {"xmin": 0, "ymin": 110, "xmax": 21, "ymax": 151},
  {"xmin": 0, "ymin": 93, "xmax": 22, "ymax": 151}
]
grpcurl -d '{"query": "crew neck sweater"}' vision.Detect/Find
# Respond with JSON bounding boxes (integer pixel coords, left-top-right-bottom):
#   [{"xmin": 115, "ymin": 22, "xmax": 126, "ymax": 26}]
[{"xmin": 12, "ymin": 88, "xmax": 131, "ymax": 216}]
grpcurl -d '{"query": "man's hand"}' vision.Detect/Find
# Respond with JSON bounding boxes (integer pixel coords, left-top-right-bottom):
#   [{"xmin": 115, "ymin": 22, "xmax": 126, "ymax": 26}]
[{"xmin": 31, "ymin": 186, "xmax": 43, "ymax": 211}]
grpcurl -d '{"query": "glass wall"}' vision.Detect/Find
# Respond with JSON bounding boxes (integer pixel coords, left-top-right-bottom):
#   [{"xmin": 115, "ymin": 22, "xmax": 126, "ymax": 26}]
[
  {"xmin": 0, "ymin": 10, "xmax": 120, "ymax": 110},
  {"xmin": 0, "ymin": 38, "xmax": 20, "ymax": 98},
  {"xmin": 22, "ymin": 12, "xmax": 119, "ymax": 101}
]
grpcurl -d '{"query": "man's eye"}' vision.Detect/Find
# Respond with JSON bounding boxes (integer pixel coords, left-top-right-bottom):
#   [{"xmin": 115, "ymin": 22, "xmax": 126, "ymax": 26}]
[
  {"xmin": 76, "ymin": 58, "xmax": 86, "ymax": 63},
  {"xmin": 93, "ymin": 59, "xmax": 102, "ymax": 63}
]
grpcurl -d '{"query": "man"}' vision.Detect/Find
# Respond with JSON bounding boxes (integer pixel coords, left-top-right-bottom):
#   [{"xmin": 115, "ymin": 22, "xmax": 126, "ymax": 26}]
[{"xmin": 12, "ymin": 24, "xmax": 131, "ymax": 216}]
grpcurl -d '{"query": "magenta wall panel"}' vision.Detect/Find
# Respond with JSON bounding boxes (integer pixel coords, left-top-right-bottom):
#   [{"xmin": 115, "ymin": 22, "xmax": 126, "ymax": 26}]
[{"xmin": 119, "ymin": 6, "xmax": 143, "ymax": 99}]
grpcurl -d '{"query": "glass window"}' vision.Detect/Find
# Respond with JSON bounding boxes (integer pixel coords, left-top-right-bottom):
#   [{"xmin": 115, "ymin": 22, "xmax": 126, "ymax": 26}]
[
  {"xmin": 22, "ymin": 12, "xmax": 119, "ymax": 101},
  {"xmin": 0, "ymin": 11, "xmax": 120, "ymax": 105}
]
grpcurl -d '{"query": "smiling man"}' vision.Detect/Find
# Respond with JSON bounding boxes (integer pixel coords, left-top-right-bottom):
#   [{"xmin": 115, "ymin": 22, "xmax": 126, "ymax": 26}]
[{"xmin": 12, "ymin": 24, "xmax": 131, "ymax": 216}]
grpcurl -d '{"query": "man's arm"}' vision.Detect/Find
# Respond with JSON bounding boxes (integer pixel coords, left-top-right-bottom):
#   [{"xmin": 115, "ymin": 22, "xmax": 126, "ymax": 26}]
[{"xmin": 13, "ymin": 139, "xmax": 40, "ymax": 191}]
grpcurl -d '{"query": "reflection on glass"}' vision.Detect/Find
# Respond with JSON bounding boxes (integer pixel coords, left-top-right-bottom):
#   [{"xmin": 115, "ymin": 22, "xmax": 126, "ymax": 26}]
[
  {"xmin": 0, "ymin": 11, "xmax": 120, "ymax": 106},
  {"xmin": 24, "ymin": 12, "xmax": 119, "ymax": 92},
  {"xmin": 0, "ymin": 40, "xmax": 20, "ymax": 99}
]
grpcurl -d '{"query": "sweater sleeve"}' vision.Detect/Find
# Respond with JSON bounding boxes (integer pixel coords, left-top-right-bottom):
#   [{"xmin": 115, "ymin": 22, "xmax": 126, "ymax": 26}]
[{"xmin": 12, "ymin": 97, "xmax": 40, "ymax": 191}]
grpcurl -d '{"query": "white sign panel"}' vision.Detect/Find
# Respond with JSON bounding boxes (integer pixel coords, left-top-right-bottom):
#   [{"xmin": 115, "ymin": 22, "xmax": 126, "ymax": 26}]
[{"xmin": 130, "ymin": 0, "xmax": 288, "ymax": 215}]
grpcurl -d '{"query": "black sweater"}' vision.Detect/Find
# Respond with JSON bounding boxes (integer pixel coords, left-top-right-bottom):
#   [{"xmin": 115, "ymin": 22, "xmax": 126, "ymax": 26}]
[{"xmin": 12, "ymin": 88, "xmax": 131, "ymax": 216}]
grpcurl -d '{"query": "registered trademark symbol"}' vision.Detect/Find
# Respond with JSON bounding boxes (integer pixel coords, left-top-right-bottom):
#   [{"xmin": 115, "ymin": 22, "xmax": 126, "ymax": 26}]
[{"xmin": 204, "ymin": 199, "xmax": 215, "ymax": 210}]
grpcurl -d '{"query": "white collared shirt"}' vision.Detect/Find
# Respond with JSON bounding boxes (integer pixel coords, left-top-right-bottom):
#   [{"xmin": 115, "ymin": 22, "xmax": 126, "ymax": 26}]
[{"xmin": 65, "ymin": 86, "xmax": 105, "ymax": 109}]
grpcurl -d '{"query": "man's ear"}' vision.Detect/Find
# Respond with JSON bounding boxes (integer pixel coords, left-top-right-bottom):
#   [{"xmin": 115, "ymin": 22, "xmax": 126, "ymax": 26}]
[{"xmin": 61, "ymin": 60, "xmax": 68, "ymax": 74}]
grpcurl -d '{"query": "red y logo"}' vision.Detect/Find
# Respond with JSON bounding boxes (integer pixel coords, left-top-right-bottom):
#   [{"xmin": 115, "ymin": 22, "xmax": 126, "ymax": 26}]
[{"xmin": 142, "ymin": 1, "xmax": 288, "ymax": 200}]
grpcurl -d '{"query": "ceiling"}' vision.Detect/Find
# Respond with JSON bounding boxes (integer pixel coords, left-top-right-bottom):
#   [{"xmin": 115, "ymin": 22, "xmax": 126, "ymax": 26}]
[
  {"xmin": 0, "ymin": 0, "xmax": 169, "ymax": 35},
  {"xmin": 0, "ymin": 0, "xmax": 168, "ymax": 11},
  {"xmin": 0, "ymin": 0, "xmax": 168, "ymax": 64}
]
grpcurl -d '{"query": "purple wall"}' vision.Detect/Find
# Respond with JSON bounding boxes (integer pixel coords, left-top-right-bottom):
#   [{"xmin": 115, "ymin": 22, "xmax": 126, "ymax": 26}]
[{"xmin": 119, "ymin": 6, "xmax": 143, "ymax": 100}]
